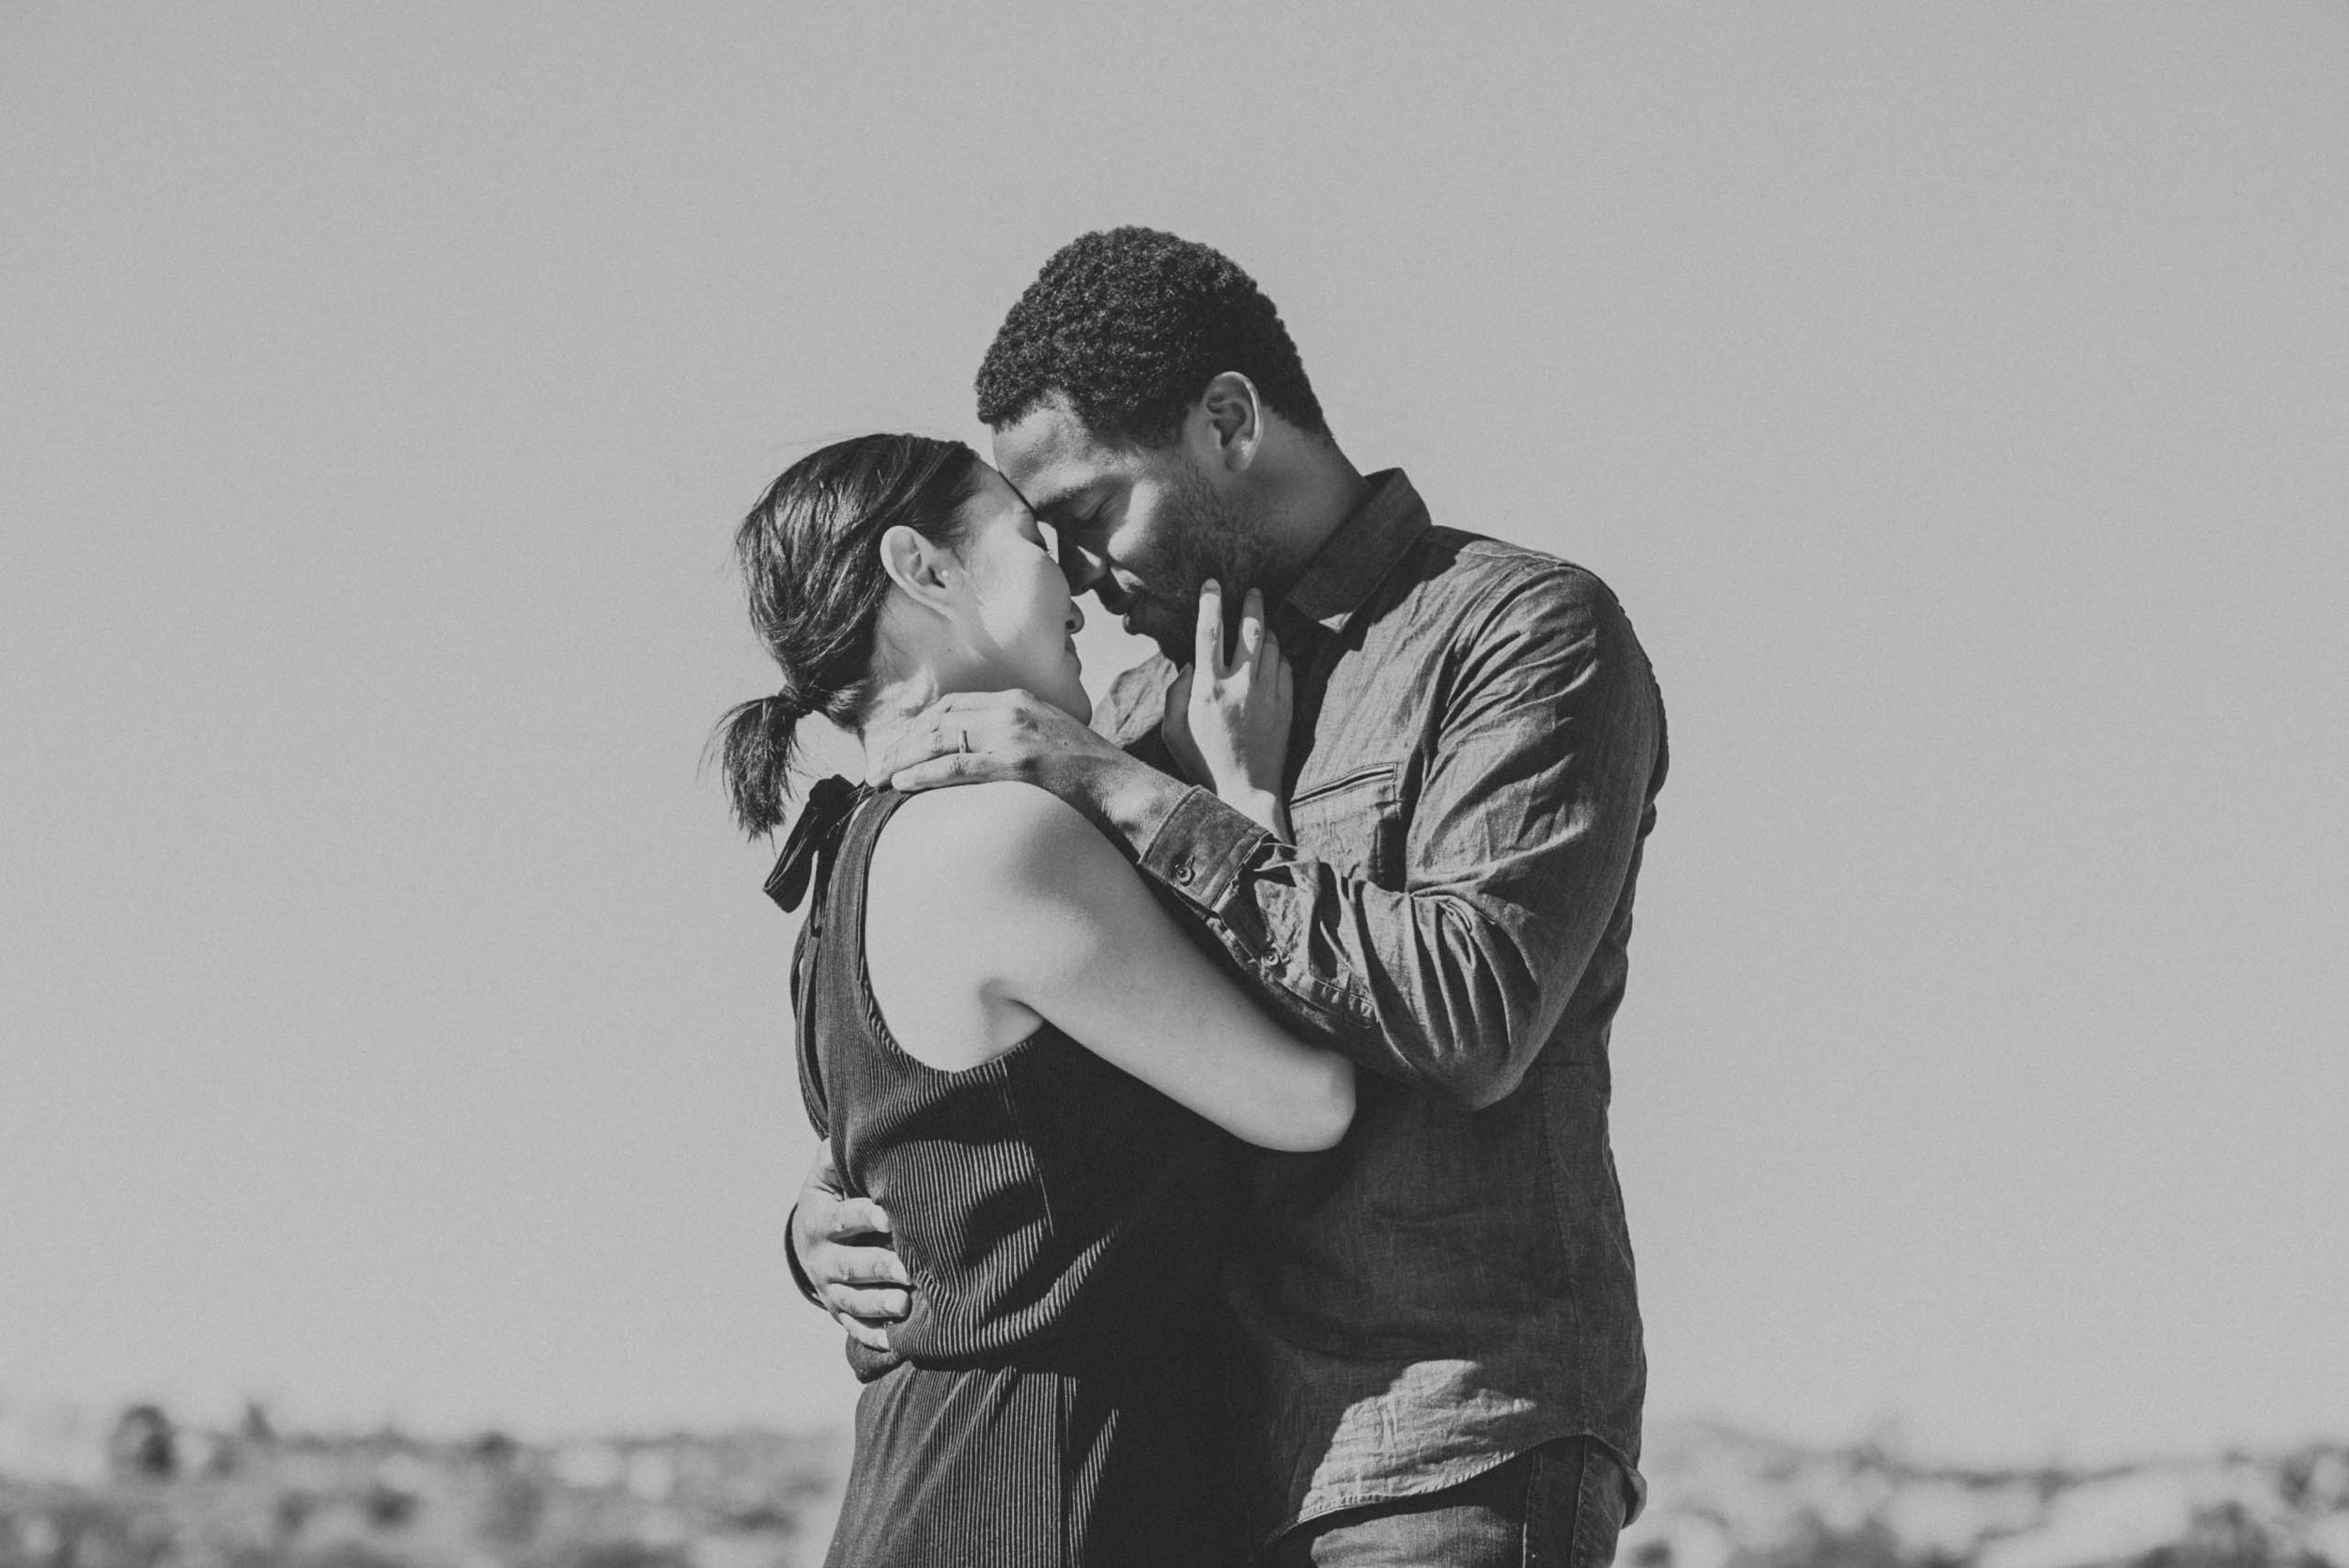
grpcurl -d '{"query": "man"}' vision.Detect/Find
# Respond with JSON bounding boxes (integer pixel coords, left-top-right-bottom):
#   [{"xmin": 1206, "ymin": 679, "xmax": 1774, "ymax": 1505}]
[{"xmin": 793, "ymin": 227, "xmax": 1667, "ymax": 1564}]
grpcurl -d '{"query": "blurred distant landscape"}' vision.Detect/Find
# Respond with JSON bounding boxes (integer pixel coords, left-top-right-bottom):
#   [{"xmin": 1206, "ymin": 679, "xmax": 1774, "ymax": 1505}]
[
  {"xmin": 0, "ymin": 1406, "xmax": 842, "ymax": 1568},
  {"xmin": 5, "ymin": 1403, "xmax": 2345, "ymax": 1568}
]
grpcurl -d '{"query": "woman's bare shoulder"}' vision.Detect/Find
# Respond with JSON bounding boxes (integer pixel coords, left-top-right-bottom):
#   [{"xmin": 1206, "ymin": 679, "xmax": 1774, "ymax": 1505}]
[
  {"xmin": 870, "ymin": 782, "xmax": 1107, "ymax": 910},
  {"xmin": 861, "ymin": 784, "xmax": 1103, "ymax": 1066}
]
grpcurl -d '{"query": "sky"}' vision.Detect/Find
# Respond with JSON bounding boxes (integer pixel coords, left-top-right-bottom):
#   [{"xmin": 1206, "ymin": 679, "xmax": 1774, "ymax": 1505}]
[{"xmin": 3, "ymin": 4, "xmax": 2345, "ymax": 1467}]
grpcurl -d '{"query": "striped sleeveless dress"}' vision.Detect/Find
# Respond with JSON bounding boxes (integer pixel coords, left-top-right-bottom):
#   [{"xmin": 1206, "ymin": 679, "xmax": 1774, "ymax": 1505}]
[{"xmin": 777, "ymin": 784, "xmax": 1242, "ymax": 1567}]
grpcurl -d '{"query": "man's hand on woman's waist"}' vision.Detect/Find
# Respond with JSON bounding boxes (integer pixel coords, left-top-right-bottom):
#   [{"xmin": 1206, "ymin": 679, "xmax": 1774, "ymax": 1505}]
[{"xmin": 788, "ymin": 1153, "xmax": 910, "ymax": 1353}]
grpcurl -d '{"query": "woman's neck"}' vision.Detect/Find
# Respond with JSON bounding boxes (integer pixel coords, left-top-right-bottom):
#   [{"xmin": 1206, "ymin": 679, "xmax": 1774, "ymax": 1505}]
[{"xmin": 855, "ymin": 666, "xmax": 949, "ymax": 777}]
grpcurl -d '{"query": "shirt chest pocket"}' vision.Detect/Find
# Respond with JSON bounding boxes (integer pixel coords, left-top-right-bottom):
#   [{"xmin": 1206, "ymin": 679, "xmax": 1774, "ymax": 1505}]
[{"xmin": 1287, "ymin": 760, "xmax": 1406, "ymax": 889}]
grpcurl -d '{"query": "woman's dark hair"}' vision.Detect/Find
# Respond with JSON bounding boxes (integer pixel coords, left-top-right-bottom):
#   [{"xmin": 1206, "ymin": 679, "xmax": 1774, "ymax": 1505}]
[{"xmin": 712, "ymin": 433, "xmax": 985, "ymax": 835}]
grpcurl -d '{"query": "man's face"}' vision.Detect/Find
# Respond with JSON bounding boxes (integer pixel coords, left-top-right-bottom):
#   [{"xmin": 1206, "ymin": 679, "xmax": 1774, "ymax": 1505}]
[{"xmin": 990, "ymin": 394, "xmax": 1269, "ymax": 663}]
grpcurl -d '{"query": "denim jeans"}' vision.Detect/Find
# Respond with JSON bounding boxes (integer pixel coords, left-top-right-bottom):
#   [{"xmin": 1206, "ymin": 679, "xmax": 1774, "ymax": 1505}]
[{"xmin": 1259, "ymin": 1437, "xmax": 1627, "ymax": 1567}]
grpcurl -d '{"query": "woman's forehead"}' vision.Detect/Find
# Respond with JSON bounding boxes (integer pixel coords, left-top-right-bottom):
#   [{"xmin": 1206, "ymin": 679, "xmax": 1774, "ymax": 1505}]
[{"xmin": 962, "ymin": 467, "xmax": 1038, "ymax": 528}]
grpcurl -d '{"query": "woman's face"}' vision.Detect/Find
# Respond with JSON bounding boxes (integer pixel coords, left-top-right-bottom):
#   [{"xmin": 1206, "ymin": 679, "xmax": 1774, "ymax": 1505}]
[{"xmin": 948, "ymin": 467, "xmax": 1091, "ymax": 722}]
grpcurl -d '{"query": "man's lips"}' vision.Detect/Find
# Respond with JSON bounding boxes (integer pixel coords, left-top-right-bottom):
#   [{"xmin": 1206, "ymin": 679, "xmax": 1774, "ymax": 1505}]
[
  {"xmin": 1106, "ymin": 588, "xmax": 1166, "ymax": 623},
  {"xmin": 1089, "ymin": 582, "xmax": 1183, "ymax": 644},
  {"xmin": 1091, "ymin": 573, "xmax": 1159, "ymax": 617}
]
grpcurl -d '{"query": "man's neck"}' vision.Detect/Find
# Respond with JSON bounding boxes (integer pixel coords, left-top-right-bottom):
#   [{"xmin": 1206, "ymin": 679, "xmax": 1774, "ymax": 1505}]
[{"xmin": 1256, "ymin": 437, "xmax": 1371, "ymax": 598}]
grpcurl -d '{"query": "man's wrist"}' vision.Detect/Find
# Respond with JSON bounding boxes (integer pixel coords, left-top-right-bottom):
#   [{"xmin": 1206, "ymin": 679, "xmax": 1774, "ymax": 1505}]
[
  {"xmin": 1049, "ymin": 744, "xmax": 1189, "ymax": 854},
  {"xmin": 1218, "ymin": 785, "xmax": 1284, "ymax": 836}
]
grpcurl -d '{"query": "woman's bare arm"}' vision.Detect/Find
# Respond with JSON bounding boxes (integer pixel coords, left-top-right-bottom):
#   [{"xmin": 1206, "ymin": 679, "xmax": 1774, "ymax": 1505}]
[{"xmin": 866, "ymin": 781, "xmax": 1354, "ymax": 1152}]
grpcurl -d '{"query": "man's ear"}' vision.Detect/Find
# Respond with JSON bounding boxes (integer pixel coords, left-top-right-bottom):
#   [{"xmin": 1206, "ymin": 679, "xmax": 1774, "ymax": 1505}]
[
  {"xmin": 878, "ymin": 523, "xmax": 957, "ymax": 613},
  {"xmin": 1191, "ymin": 372, "xmax": 1263, "ymax": 473}
]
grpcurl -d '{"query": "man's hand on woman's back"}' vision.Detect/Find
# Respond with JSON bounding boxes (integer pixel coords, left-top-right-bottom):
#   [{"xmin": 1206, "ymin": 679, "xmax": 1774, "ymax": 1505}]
[{"xmin": 790, "ymin": 1154, "xmax": 910, "ymax": 1352}]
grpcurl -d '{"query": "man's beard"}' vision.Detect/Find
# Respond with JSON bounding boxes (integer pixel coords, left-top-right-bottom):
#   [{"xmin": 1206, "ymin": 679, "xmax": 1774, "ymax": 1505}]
[{"xmin": 1130, "ymin": 461, "xmax": 1274, "ymax": 664}]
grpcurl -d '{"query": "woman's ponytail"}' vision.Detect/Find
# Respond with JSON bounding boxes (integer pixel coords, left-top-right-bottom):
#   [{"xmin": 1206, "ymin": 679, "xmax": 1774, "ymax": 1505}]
[{"xmin": 714, "ymin": 691, "xmax": 802, "ymax": 837}]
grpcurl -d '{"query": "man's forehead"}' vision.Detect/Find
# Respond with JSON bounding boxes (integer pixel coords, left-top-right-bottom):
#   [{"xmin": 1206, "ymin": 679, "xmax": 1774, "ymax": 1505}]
[{"xmin": 991, "ymin": 396, "xmax": 1119, "ymax": 502}]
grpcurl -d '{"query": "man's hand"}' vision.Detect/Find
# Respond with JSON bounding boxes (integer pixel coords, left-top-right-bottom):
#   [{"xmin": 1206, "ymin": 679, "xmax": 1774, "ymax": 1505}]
[
  {"xmin": 863, "ymin": 690, "xmax": 1163, "ymax": 834},
  {"xmin": 790, "ymin": 1155, "xmax": 910, "ymax": 1352}
]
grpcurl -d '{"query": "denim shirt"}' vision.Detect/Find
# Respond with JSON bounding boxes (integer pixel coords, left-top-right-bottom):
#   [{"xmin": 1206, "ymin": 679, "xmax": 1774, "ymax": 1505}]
[{"xmin": 1090, "ymin": 470, "xmax": 1667, "ymax": 1546}]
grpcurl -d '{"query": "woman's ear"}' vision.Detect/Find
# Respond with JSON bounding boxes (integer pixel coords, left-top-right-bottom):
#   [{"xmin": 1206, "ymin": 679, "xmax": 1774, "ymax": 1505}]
[{"xmin": 879, "ymin": 523, "xmax": 958, "ymax": 612}]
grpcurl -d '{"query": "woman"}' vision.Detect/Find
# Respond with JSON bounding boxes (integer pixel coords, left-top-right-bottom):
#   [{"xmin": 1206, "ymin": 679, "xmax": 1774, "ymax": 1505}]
[{"xmin": 713, "ymin": 433, "xmax": 1352, "ymax": 1567}]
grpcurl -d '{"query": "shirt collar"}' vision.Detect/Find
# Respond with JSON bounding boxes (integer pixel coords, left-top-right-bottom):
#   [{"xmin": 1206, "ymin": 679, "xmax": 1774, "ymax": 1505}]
[{"xmin": 1279, "ymin": 469, "xmax": 1428, "ymax": 636}]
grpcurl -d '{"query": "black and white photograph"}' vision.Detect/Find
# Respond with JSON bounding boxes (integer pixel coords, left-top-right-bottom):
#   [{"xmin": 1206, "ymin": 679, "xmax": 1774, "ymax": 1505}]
[{"xmin": 5, "ymin": 7, "xmax": 2344, "ymax": 1565}]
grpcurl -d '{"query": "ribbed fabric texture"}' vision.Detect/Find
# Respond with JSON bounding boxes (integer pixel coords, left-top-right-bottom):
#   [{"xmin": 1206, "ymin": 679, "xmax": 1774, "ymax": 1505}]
[{"xmin": 788, "ymin": 787, "xmax": 1242, "ymax": 1567}]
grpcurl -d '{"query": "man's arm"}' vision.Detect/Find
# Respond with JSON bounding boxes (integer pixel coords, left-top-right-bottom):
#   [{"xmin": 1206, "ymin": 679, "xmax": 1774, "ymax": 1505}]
[{"xmin": 872, "ymin": 567, "xmax": 1665, "ymax": 1111}]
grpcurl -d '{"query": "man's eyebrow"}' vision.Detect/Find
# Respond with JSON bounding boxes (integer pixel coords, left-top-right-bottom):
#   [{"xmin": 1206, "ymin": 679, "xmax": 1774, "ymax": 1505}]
[{"xmin": 1023, "ymin": 480, "xmax": 1099, "ymax": 520}]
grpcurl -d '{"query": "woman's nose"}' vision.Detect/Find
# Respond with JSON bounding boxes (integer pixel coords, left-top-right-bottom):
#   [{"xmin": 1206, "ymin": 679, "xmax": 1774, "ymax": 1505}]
[{"xmin": 1066, "ymin": 599, "xmax": 1086, "ymax": 635}]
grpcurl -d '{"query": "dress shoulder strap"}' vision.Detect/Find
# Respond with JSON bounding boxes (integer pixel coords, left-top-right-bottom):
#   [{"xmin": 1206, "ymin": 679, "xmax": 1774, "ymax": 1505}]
[{"xmin": 788, "ymin": 786, "xmax": 907, "ymax": 1148}]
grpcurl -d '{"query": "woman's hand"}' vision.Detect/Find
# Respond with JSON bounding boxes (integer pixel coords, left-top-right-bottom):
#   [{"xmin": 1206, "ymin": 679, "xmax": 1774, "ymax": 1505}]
[{"xmin": 1164, "ymin": 581, "xmax": 1292, "ymax": 839}]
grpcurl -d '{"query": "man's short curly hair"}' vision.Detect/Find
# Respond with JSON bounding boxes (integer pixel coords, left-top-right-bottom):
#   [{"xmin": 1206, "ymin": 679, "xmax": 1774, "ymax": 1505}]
[{"xmin": 974, "ymin": 227, "xmax": 1328, "ymax": 448}]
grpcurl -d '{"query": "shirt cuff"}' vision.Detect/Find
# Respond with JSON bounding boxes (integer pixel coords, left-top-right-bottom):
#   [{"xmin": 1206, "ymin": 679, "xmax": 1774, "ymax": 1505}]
[{"xmin": 1135, "ymin": 786, "xmax": 1265, "ymax": 911}]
